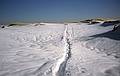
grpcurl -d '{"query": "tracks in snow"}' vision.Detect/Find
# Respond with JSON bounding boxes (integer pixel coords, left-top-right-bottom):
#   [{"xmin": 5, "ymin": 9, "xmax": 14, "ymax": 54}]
[{"xmin": 52, "ymin": 25, "xmax": 72, "ymax": 76}]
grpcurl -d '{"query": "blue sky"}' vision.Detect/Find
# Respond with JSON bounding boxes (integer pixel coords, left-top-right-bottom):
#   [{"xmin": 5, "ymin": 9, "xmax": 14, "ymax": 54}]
[{"xmin": 0, "ymin": 0, "xmax": 120, "ymax": 23}]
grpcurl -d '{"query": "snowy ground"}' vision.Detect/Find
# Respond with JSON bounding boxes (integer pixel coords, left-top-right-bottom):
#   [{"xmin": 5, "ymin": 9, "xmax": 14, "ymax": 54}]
[{"xmin": 0, "ymin": 22, "xmax": 120, "ymax": 76}]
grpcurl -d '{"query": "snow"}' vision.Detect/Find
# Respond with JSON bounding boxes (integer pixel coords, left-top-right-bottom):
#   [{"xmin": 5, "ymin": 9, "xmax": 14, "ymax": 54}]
[{"xmin": 0, "ymin": 22, "xmax": 120, "ymax": 76}]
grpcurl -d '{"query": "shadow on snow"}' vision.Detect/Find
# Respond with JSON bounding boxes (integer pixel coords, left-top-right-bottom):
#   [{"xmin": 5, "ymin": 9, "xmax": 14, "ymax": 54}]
[{"xmin": 90, "ymin": 30, "xmax": 120, "ymax": 40}]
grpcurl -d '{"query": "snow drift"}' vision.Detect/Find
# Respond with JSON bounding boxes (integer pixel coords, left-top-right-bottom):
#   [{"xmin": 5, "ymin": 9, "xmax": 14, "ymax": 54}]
[{"xmin": 0, "ymin": 22, "xmax": 120, "ymax": 76}]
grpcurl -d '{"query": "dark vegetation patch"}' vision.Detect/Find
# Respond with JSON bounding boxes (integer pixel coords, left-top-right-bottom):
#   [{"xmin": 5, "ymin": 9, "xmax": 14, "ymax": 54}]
[
  {"xmin": 34, "ymin": 23, "xmax": 46, "ymax": 26},
  {"xmin": 113, "ymin": 23, "xmax": 120, "ymax": 31},
  {"xmin": 80, "ymin": 19, "xmax": 93, "ymax": 23},
  {"xmin": 8, "ymin": 24, "xmax": 26, "ymax": 27},
  {"xmin": 80, "ymin": 19, "xmax": 100, "ymax": 25},
  {"xmin": 100, "ymin": 20, "xmax": 120, "ymax": 27},
  {"xmin": 0, "ymin": 25, "xmax": 5, "ymax": 28}
]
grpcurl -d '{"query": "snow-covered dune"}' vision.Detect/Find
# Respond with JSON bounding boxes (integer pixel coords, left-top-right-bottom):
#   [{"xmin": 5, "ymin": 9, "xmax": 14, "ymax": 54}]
[{"xmin": 0, "ymin": 22, "xmax": 120, "ymax": 76}]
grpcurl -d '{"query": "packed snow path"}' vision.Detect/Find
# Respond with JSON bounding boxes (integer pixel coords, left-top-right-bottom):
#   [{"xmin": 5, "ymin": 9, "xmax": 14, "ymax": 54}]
[{"xmin": 53, "ymin": 25, "xmax": 72, "ymax": 76}]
